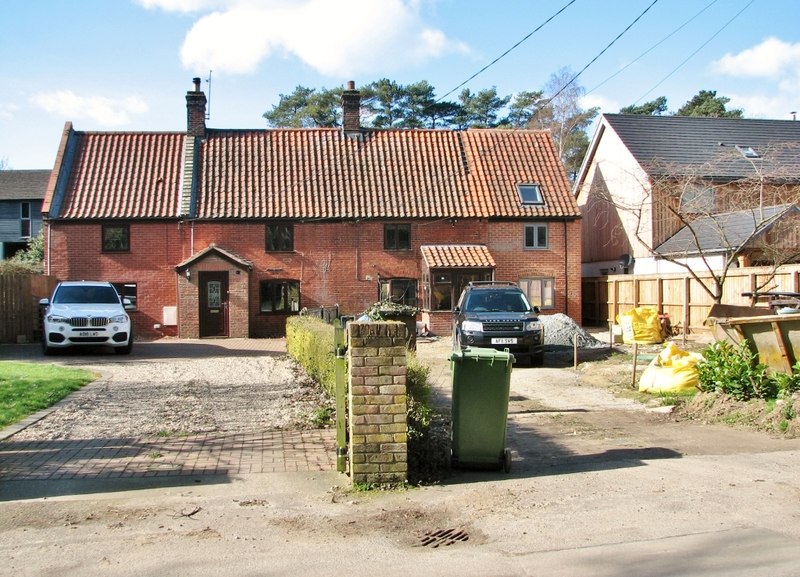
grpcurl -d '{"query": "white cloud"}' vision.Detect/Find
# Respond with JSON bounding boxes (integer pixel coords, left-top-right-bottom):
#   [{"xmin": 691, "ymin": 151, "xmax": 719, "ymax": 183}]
[
  {"xmin": 178, "ymin": 0, "xmax": 469, "ymax": 77},
  {"xmin": 134, "ymin": 0, "xmax": 223, "ymax": 12},
  {"xmin": 726, "ymin": 93, "xmax": 798, "ymax": 120},
  {"xmin": 581, "ymin": 94, "xmax": 619, "ymax": 115},
  {"xmin": 30, "ymin": 91, "xmax": 148, "ymax": 126},
  {"xmin": 0, "ymin": 102, "xmax": 20, "ymax": 121},
  {"xmin": 710, "ymin": 37, "xmax": 800, "ymax": 119},
  {"xmin": 713, "ymin": 37, "xmax": 800, "ymax": 78}
]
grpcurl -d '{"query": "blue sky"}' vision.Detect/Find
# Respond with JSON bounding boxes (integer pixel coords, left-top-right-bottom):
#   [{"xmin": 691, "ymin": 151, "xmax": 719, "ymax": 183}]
[{"xmin": 2, "ymin": 0, "xmax": 798, "ymax": 169}]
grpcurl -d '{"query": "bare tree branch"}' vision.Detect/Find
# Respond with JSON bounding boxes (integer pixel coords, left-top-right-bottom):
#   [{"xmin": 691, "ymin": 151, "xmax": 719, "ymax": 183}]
[{"xmin": 589, "ymin": 142, "xmax": 800, "ymax": 303}]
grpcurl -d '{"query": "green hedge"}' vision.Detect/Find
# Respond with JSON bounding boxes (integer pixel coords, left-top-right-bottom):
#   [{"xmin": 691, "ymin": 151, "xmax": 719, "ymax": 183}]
[{"xmin": 286, "ymin": 316, "xmax": 337, "ymax": 397}]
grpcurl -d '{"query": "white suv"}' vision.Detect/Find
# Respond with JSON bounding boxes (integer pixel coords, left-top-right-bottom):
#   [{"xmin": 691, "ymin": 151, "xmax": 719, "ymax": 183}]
[{"xmin": 40, "ymin": 281, "xmax": 133, "ymax": 355}]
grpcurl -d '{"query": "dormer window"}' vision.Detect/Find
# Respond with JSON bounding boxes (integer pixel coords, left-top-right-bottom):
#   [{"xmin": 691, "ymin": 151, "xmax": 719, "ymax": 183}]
[{"xmin": 517, "ymin": 184, "xmax": 544, "ymax": 205}]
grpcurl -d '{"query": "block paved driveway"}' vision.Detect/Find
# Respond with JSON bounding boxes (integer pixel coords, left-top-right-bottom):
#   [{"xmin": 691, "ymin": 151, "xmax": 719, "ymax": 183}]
[{"xmin": 0, "ymin": 339, "xmax": 337, "ymax": 482}]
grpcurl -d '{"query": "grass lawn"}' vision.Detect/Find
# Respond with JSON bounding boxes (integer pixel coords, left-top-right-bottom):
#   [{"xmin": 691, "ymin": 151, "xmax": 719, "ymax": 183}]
[{"xmin": 0, "ymin": 361, "xmax": 96, "ymax": 428}]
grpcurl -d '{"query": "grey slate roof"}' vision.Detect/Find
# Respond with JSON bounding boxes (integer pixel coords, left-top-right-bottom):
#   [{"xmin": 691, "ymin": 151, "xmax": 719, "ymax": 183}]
[
  {"xmin": 603, "ymin": 114, "xmax": 800, "ymax": 180},
  {"xmin": 655, "ymin": 204, "xmax": 798, "ymax": 256},
  {"xmin": 0, "ymin": 170, "xmax": 51, "ymax": 200}
]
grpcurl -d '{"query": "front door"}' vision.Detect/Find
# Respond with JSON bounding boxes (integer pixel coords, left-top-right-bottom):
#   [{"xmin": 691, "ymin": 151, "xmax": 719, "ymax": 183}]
[{"xmin": 199, "ymin": 271, "xmax": 229, "ymax": 337}]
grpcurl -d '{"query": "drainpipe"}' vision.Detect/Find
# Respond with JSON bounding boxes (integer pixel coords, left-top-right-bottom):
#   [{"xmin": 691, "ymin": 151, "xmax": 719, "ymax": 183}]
[
  {"xmin": 564, "ymin": 220, "xmax": 569, "ymax": 317},
  {"xmin": 46, "ymin": 221, "xmax": 51, "ymax": 276},
  {"xmin": 354, "ymin": 220, "xmax": 361, "ymax": 281}
]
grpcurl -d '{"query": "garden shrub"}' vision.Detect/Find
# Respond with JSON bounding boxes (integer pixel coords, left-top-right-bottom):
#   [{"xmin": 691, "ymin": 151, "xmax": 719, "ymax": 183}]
[
  {"xmin": 406, "ymin": 352, "xmax": 450, "ymax": 485},
  {"xmin": 406, "ymin": 353, "xmax": 432, "ymax": 436},
  {"xmin": 772, "ymin": 361, "xmax": 800, "ymax": 397},
  {"xmin": 697, "ymin": 341, "xmax": 773, "ymax": 400}
]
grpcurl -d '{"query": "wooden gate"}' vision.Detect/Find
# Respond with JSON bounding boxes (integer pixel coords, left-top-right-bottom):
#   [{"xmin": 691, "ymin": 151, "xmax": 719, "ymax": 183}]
[
  {"xmin": 0, "ymin": 274, "xmax": 58, "ymax": 344},
  {"xmin": 334, "ymin": 319, "xmax": 348, "ymax": 473}
]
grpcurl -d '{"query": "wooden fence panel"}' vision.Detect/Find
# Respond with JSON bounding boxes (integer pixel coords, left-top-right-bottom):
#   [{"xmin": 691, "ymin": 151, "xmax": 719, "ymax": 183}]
[
  {"xmin": 0, "ymin": 275, "xmax": 58, "ymax": 344},
  {"xmin": 637, "ymin": 278, "xmax": 661, "ymax": 309},
  {"xmin": 581, "ymin": 264, "xmax": 800, "ymax": 333}
]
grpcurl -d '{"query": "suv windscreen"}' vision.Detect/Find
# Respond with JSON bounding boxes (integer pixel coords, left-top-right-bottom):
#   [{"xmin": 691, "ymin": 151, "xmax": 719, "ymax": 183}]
[
  {"xmin": 463, "ymin": 290, "xmax": 531, "ymax": 313},
  {"xmin": 54, "ymin": 286, "xmax": 121, "ymax": 304}
]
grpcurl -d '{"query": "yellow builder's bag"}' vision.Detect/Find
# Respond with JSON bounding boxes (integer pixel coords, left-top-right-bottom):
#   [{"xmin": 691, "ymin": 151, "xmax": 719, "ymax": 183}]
[
  {"xmin": 619, "ymin": 307, "xmax": 663, "ymax": 344},
  {"xmin": 639, "ymin": 342, "xmax": 702, "ymax": 393}
]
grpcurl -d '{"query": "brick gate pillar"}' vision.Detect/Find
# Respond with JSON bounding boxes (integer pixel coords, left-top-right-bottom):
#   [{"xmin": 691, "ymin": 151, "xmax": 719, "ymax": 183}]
[{"xmin": 347, "ymin": 321, "xmax": 408, "ymax": 485}]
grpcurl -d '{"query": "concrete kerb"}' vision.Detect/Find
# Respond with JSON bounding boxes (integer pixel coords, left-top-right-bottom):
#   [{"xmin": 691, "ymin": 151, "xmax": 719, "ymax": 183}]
[{"xmin": 0, "ymin": 376, "xmax": 111, "ymax": 441}]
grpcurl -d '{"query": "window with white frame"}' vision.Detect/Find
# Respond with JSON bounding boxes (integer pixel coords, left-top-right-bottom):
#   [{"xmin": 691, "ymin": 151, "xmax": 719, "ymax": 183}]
[
  {"xmin": 519, "ymin": 277, "xmax": 555, "ymax": 309},
  {"xmin": 425, "ymin": 269, "xmax": 493, "ymax": 311},
  {"xmin": 517, "ymin": 184, "xmax": 544, "ymax": 205},
  {"xmin": 524, "ymin": 223, "xmax": 548, "ymax": 249}
]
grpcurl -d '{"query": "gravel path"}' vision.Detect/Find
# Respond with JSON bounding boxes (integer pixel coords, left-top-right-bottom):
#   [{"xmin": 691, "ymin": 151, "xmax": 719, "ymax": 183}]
[{"xmin": 11, "ymin": 342, "xmax": 330, "ymax": 440}]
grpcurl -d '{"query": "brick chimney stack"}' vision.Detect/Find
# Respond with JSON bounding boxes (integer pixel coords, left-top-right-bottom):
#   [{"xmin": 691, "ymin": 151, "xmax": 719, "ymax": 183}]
[
  {"xmin": 341, "ymin": 80, "xmax": 361, "ymax": 135},
  {"xmin": 186, "ymin": 77, "xmax": 207, "ymax": 138}
]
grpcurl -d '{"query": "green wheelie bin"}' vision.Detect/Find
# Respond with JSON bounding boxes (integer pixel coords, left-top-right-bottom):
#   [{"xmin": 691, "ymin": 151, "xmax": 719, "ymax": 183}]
[{"xmin": 450, "ymin": 346, "xmax": 514, "ymax": 472}]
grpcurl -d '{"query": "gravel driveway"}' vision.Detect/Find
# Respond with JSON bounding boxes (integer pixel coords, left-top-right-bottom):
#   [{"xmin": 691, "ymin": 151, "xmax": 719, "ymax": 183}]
[{"xmin": 9, "ymin": 338, "xmax": 330, "ymax": 441}]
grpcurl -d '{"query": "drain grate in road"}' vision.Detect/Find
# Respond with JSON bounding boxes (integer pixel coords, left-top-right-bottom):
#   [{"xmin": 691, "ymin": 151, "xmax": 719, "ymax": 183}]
[{"xmin": 420, "ymin": 528, "xmax": 469, "ymax": 548}]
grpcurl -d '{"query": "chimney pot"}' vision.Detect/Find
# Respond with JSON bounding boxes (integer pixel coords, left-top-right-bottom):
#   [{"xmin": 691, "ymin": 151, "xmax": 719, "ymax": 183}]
[
  {"xmin": 187, "ymin": 78, "xmax": 207, "ymax": 137},
  {"xmin": 341, "ymin": 81, "xmax": 361, "ymax": 135}
]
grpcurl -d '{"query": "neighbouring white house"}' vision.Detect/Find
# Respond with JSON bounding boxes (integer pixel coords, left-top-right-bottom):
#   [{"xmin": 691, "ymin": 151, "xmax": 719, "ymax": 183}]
[{"xmin": 573, "ymin": 114, "xmax": 800, "ymax": 277}]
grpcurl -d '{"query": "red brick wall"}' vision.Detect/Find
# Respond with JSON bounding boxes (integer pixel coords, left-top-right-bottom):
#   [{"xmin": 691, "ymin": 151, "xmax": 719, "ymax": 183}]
[
  {"xmin": 46, "ymin": 221, "xmax": 187, "ymax": 340},
  {"xmin": 47, "ymin": 217, "xmax": 581, "ymax": 339},
  {"xmin": 488, "ymin": 219, "xmax": 583, "ymax": 326}
]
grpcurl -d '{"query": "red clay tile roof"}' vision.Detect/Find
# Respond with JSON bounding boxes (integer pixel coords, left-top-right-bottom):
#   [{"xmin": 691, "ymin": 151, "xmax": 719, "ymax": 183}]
[
  {"xmin": 53, "ymin": 130, "xmax": 186, "ymax": 219},
  {"xmin": 197, "ymin": 128, "xmax": 577, "ymax": 219},
  {"xmin": 48, "ymin": 126, "xmax": 578, "ymax": 220},
  {"xmin": 421, "ymin": 245, "xmax": 496, "ymax": 268}
]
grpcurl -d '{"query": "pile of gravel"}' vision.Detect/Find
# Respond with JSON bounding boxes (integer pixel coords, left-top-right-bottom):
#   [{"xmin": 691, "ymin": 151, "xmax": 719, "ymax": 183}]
[{"xmin": 540, "ymin": 313, "xmax": 606, "ymax": 348}]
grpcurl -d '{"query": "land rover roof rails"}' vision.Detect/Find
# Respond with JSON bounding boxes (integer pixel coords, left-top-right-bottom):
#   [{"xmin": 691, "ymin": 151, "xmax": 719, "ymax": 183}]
[{"xmin": 467, "ymin": 281, "xmax": 516, "ymax": 287}]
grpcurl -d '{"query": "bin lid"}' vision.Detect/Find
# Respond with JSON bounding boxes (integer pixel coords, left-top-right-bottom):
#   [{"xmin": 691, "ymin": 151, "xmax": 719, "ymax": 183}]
[{"xmin": 450, "ymin": 346, "xmax": 515, "ymax": 364}]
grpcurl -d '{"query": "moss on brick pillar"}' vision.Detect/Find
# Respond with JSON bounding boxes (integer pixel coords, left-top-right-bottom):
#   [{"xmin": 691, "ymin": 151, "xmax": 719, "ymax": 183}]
[{"xmin": 347, "ymin": 321, "xmax": 408, "ymax": 486}]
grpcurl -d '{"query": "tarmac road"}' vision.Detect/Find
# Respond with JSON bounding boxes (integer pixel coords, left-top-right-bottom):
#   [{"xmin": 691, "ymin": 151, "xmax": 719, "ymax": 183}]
[{"xmin": 2, "ymin": 337, "xmax": 800, "ymax": 576}]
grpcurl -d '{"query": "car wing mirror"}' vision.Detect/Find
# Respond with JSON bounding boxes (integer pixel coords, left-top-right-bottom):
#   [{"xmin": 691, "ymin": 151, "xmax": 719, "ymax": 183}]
[
  {"xmin": 39, "ymin": 298, "xmax": 50, "ymax": 306},
  {"xmin": 533, "ymin": 306, "xmax": 540, "ymax": 314},
  {"xmin": 453, "ymin": 306, "xmax": 460, "ymax": 314},
  {"xmin": 122, "ymin": 298, "xmax": 134, "ymax": 309}
]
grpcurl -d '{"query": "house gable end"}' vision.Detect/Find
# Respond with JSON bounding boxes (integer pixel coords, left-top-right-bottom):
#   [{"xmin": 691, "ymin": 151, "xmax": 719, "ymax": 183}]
[{"xmin": 176, "ymin": 243, "xmax": 253, "ymax": 272}]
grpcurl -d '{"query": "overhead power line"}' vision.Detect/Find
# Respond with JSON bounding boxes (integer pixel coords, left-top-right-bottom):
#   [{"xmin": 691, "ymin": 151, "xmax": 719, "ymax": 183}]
[
  {"xmin": 586, "ymin": 0, "xmax": 720, "ymax": 96},
  {"xmin": 436, "ymin": 0, "xmax": 579, "ymax": 103},
  {"xmin": 633, "ymin": 0, "xmax": 756, "ymax": 105},
  {"xmin": 536, "ymin": 0, "xmax": 660, "ymax": 114}
]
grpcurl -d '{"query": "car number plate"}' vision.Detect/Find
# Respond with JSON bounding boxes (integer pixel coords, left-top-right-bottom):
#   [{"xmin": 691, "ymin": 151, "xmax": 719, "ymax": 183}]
[
  {"xmin": 78, "ymin": 331, "xmax": 99, "ymax": 337},
  {"xmin": 491, "ymin": 337, "xmax": 517, "ymax": 345}
]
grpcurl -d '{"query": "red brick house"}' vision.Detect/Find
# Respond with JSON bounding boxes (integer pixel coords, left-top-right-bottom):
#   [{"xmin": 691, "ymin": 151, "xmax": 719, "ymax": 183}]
[{"xmin": 42, "ymin": 79, "xmax": 581, "ymax": 339}]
